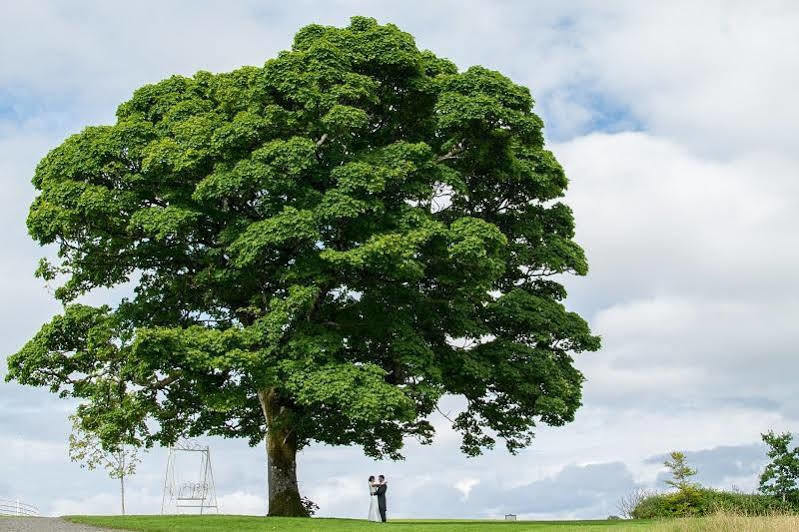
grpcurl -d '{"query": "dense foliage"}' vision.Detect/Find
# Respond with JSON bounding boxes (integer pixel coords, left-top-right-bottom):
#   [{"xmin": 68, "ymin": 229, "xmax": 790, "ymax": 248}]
[
  {"xmin": 629, "ymin": 450, "xmax": 798, "ymax": 518},
  {"xmin": 6, "ymin": 16, "xmax": 598, "ymax": 515},
  {"xmin": 631, "ymin": 487, "xmax": 796, "ymax": 519}
]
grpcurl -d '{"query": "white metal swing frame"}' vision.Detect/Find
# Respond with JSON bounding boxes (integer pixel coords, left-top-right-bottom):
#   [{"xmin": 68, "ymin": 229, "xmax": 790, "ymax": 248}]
[{"xmin": 161, "ymin": 440, "xmax": 219, "ymax": 515}]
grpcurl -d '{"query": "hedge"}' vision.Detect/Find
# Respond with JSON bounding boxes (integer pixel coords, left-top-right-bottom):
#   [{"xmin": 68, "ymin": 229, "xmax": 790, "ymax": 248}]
[{"xmin": 631, "ymin": 487, "xmax": 796, "ymax": 518}]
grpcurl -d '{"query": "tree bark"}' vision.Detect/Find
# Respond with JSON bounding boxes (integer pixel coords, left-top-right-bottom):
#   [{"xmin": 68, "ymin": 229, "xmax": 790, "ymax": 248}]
[{"xmin": 258, "ymin": 388, "xmax": 307, "ymax": 517}]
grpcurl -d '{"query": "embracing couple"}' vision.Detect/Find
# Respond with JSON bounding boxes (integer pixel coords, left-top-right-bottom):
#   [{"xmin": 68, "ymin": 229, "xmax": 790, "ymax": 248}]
[{"xmin": 367, "ymin": 474, "xmax": 388, "ymax": 522}]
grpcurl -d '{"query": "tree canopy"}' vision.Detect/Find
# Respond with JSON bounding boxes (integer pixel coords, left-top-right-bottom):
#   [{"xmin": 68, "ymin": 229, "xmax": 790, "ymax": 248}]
[{"xmin": 7, "ymin": 16, "xmax": 599, "ymax": 515}]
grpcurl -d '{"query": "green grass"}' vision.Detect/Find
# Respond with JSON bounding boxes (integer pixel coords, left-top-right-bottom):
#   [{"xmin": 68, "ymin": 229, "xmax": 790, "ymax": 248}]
[{"xmin": 66, "ymin": 515, "xmax": 655, "ymax": 531}]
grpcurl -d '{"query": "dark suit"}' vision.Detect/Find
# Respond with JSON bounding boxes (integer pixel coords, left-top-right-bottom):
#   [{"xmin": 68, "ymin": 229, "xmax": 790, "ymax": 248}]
[{"xmin": 375, "ymin": 483, "xmax": 387, "ymax": 522}]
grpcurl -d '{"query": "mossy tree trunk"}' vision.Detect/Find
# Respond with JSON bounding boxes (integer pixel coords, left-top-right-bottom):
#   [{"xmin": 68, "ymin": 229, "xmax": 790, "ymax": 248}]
[{"xmin": 258, "ymin": 388, "xmax": 307, "ymax": 517}]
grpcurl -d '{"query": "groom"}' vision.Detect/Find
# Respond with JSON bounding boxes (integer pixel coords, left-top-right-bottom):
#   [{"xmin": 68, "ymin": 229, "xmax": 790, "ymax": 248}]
[{"xmin": 375, "ymin": 474, "xmax": 388, "ymax": 522}]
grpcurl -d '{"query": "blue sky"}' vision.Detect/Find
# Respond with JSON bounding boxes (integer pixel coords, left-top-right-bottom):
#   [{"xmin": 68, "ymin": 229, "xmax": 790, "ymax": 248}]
[{"xmin": 2, "ymin": 0, "xmax": 799, "ymax": 520}]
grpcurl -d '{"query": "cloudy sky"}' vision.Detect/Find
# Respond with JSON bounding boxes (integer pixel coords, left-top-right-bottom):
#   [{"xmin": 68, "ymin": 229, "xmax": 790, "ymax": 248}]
[{"xmin": 2, "ymin": 0, "xmax": 798, "ymax": 520}]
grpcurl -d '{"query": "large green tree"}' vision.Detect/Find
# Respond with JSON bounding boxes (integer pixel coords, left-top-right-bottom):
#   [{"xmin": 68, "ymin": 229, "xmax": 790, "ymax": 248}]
[{"xmin": 7, "ymin": 17, "xmax": 599, "ymax": 516}]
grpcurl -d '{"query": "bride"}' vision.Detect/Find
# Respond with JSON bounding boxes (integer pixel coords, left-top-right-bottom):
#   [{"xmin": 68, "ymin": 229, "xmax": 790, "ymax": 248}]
[{"xmin": 367, "ymin": 475, "xmax": 381, "ymax": 522}]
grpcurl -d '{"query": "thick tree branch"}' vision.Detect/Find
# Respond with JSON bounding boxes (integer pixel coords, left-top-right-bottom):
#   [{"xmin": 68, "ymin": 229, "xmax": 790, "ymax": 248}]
[
  {"xmin": 436, "ymin": 140, "xmax": 465, "ymax": 162},
  {"xmin": 152, "ymin": 371, "xmax": 183, "ymax": 389}
]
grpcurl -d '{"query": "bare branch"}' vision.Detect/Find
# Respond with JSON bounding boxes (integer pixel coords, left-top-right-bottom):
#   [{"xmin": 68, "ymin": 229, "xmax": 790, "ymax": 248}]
[
  {"xmin": 436, "ymin": 404, "xmax": 456, "ymax": 423},
  {"xmin": 617, "ymin": 487, "xmax": 651, "ymax": 518}
]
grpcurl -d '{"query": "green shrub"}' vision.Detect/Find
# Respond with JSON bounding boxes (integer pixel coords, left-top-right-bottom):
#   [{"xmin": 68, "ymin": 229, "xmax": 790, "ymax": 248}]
[
  {"xmin": 710, "ymin": 489, "xmax": 795, "ymax": 514},
  {"xmin": 631, "ymin": 486, "xmax": 703, "ymax": 518},
  {"xmin": 631, "ymin": 487, "xmax": 796, "ymax": 518}
]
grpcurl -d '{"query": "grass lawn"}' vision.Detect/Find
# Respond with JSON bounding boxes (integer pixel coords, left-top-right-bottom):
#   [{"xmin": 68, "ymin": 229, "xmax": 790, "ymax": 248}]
[{"xmin": 66, "ymin": 515, "xmax": 656, "ymax": 531}]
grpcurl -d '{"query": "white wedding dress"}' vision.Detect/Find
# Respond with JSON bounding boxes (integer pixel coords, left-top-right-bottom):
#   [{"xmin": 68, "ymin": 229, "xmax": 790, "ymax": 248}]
[{"xmin": 368, "ymin": 482, "xmax": 381, "ymax": 522}]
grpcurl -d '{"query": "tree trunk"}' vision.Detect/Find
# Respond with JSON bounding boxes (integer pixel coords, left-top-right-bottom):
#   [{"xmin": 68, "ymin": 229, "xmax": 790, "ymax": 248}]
[
  {"xmin": 258, "ymin": 388, "xmax": 307, "ymax": 517},
  {"xmin": 120, "ymin": 474, "xmax": 126, "ymax": 516}
]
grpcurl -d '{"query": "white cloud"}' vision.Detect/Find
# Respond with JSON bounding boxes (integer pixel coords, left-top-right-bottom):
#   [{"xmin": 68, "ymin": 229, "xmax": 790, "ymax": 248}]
[
  {"xmin": 549, "ymin": 131, "xmax": 799, "ymax": 418},
  {"xmin": 0, "ymin": 437, "xmax": 65, "ymax": 464},
  {"xmin": 578, "ymin": 2, "xmax": 799, "ymax": 156},
  {"xmin": 50, "ymin": 493, "xmax": 122, "ymax": 517},
  {"xmin": 216, "ymin": 491, "xmax": 265, "ymax": 516},
  {"xmin": 50, "ymin": 488, "xmax": 161, "ymax": 517},
  {"xmin": 557, "ymin": 132, "xmax": 799, "ymax": 303},
  {"xmin": 454, "ymin": 478, "xmax": 479, "ymax": 500}
]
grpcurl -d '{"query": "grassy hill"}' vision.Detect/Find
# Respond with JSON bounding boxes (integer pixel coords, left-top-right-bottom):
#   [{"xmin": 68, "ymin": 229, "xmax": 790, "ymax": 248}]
[{"xmin": 66, "ymin": 515, "xmax": 654, "ymax": 531}]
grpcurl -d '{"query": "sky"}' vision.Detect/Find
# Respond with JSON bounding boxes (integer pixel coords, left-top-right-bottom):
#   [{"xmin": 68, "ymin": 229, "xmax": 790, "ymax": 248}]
[{"xmin": 1, "ymin": 0, "xmax": 798, "ymax": 520}]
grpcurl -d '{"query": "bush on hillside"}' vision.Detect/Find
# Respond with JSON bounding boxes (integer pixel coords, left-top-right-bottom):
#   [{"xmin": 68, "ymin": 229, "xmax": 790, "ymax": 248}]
[{"xmin": 631, "ymin": 487, "xmax": 796, "ymax": 518}]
